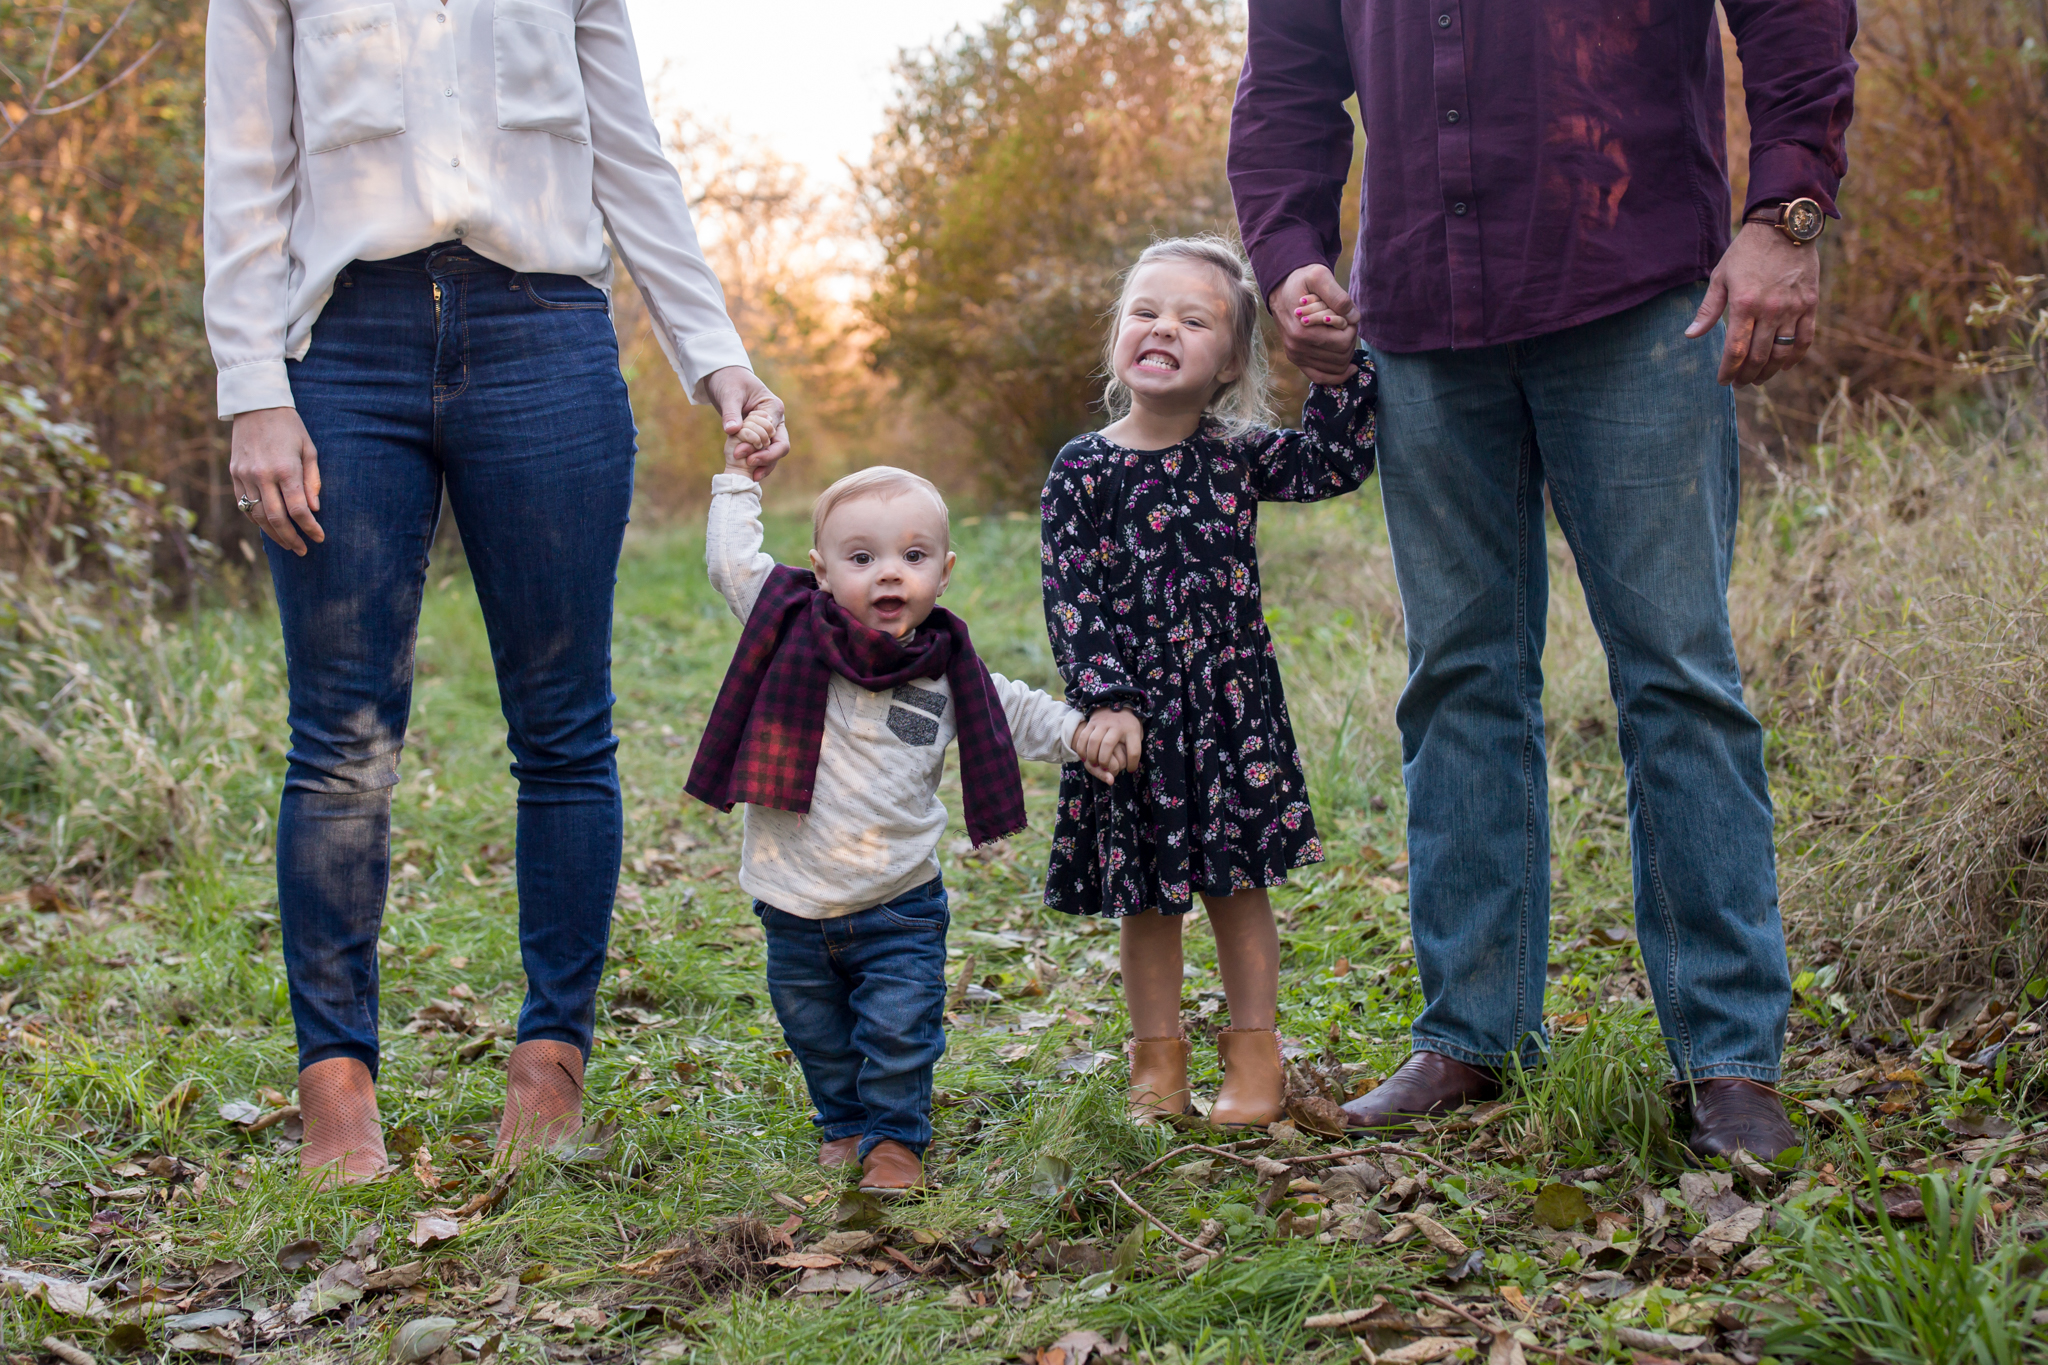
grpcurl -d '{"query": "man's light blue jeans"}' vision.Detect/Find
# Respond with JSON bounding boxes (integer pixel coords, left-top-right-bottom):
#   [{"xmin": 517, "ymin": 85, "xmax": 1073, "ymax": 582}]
[{"xmin": 1371, "ymin": 283, "xmax": 1790, "ymax": 1083}]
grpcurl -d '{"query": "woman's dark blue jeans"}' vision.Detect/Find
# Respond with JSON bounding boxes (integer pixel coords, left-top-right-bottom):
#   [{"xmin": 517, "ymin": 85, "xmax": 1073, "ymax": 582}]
[
  {"xmin": 269, "ymin": 242, "xmax": 634, "ymax": 1078},
  {"xmin": 755, "ymin": 878, "xmax": 952, "ymax": 1158}
]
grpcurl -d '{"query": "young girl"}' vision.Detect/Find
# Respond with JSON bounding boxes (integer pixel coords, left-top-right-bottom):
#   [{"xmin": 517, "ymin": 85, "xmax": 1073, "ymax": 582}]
[{"xmin": 1041, "ymin": 236, "xmax": 1377, "ymax": 1127}]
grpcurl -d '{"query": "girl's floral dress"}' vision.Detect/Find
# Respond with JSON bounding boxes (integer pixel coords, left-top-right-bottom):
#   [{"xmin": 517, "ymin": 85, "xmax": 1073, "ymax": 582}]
[{"xmin": 1040, "ymin": 359, "xmax": 1378, "ymax": 918}]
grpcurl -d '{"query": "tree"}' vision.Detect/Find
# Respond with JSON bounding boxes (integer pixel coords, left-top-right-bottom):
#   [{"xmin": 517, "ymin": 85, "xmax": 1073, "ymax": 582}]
[{"xmin": 861, "ymin": 0, "xmax": 1244, "ymax": 499}]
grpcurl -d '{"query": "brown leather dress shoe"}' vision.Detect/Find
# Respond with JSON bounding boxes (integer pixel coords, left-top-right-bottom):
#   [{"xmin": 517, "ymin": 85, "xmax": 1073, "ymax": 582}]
[
  {"xmin": 1341, "ymin": 1051, "xmax": 1502, "ymax": 1132},
  {"xmin": 858, "ymin": 1139, "xmax": 925, "ymax": 1196},
  {"xmin": 1681, "ymin": 1078, "xmax": 1800, "ymax": 1164},
  {"xmin": 819, "ymin": 1136, "xmax": 862, "ymax": 1170}
]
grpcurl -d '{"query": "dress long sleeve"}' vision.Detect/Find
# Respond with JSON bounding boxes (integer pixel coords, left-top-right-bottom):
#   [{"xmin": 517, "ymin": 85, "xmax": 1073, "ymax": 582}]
[
  {"xmin": 1243, "ymin": 353, "xmax": 1379, "ymax": 503},
  {"xmin": 1040, "ymin": 452, "xmax": 1149, "ymax": 715}
]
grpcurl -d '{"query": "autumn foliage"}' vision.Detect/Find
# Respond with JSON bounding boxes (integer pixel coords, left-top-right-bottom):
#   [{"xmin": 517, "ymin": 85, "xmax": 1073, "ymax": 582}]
[{"xmin": 1, "ymin": 0, "xmax": 2046, "ymax": 524}]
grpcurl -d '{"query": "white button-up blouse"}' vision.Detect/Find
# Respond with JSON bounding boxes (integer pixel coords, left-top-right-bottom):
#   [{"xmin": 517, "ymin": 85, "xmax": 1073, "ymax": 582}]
[{"xmin": 203, "ymin": 0, "xmax": 751, "ymax": 419}]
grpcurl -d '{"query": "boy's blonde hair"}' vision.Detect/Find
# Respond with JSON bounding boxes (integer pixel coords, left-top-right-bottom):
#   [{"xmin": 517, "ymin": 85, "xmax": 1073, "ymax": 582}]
[
  {"xmin": 811, "ymin": 465, "xmax": 950, "ymax": 546},
  {"xmin": 1101, "ymin": 235, "xmax": 1272, "ymax": 435}
]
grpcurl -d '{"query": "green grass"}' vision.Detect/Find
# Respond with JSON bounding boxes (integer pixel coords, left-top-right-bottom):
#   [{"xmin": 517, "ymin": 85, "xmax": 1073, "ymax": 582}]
[{"xmin": 2, "ymin": 497, "xmax": 2045, "ymax": 1364}]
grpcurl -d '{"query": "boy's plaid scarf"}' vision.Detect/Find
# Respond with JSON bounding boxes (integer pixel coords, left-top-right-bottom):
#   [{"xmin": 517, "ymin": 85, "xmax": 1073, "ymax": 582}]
[{"xmin": 686, "ymin": 565, "xmax": 1028, "ymax": 847}]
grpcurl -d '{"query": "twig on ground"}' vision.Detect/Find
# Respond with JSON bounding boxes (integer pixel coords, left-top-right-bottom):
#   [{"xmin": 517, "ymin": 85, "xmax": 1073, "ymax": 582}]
[
  {"xmin": 1412, "ymin": 1290, "xmax": 1591, "ymax": 1365},
  {"xmin": 1099, "ymin": 1176, "xmax": 1211, "ymax": 1256},
  {"xmin": 1129, "ymin": 1138, "xmax": 1271, "ymax": 1179}
]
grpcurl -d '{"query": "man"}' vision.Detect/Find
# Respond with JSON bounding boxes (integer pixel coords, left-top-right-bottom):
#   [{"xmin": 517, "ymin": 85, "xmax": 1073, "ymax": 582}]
[{"xmin": 1229, "ymin": 0, "xmax": 1856, "ymax": 1160}]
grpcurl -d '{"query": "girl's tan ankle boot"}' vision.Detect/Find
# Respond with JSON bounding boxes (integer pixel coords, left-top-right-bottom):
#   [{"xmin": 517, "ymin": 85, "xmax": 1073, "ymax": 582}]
[
  {"xmin": 1127, "ymin": 1035, "xmax": 1192, "ymax": 1121},
  {"xmin": 1210, "ymin": 1027, "xmax": 1284, "ymax": 1128}
]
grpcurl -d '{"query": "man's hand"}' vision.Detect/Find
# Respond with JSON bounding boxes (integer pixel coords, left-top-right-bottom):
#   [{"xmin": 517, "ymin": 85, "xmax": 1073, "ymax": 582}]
[
  {"xmin": 1686, "ymin": 222, "xmax": 1822, "ymax": 386},
  {"xmin": 1268, "ymin": 264, "xmax": 1360, "ymax": 385},
  {"xmin": 1075, "ymin": 707, "xmax": 1144, "ymax": 785},
  {"xmin": 230, "ymin": 406, "xmax": 324, "ymax": 556},
  {"xmin": 704, "ymin": 365, "xmax": 790, "ymax": 481}
]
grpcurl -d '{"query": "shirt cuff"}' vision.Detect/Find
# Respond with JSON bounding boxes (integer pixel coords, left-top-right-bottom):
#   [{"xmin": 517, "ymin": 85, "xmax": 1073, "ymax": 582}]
[
  {"xmin": 670, "ymin": 328, "xmax": 757, "ymax": 404},
  {"xmin": 710, "ymin": 470, "xmax": 758, "ymax": 497},
  {"xmin": 215, "ymin": 360, "xmax": 295, "ymax": 421},
  {"xmin": 1744, "ymin": 143, "xmax": 1843, "ymax": 219},
  {"xmin": 1246, "ymin": 228, "xmax": 1336, "ymax": 314}
]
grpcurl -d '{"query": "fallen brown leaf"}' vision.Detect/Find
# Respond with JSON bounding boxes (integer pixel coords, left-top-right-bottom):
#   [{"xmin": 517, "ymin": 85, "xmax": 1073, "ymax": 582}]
[
  {"xmin": 760, "ymin": 1252, "xmax": 842, "ymax": 1270},
  {"xmin": 363, "ymin": 1262, "xmax": 425, "ymax": 1293},
  {"xmin": 408, "ymin": 1214, "xmax": 460, "ymax": 1251}
]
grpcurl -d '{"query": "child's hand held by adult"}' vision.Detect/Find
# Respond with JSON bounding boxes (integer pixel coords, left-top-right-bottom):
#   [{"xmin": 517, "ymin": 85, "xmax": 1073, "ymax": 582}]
[{"xmin": 706, "ymin": 364, "xmax": 790, "ymax": 482}]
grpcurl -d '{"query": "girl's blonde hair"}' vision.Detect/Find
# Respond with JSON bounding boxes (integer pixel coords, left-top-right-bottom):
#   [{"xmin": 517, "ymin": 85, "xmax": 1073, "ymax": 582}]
[
  {"xmin": 812, "ymin": 465, "xmax": 950, "ymax": 546},
  {"xmin": 1101, "ymin": 235, "xmax": 1272, "ymax": 435}
]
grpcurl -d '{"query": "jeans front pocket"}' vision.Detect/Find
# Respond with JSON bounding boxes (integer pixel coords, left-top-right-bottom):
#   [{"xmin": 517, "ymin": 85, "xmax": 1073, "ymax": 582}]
[
  {"xmin": 493, "ymin": 0, "xmax": 589, "ymax": 143},
  {"xmin": 519, "ymin": 273, "xmax": 608, "ymax": 311},
  {"xmin": 295, "ymin": 3, "xmax": 405, "ymax": 154},
  {"xmin": 877, "ymin": 881, "xmax": 950, "ymax": 932}
]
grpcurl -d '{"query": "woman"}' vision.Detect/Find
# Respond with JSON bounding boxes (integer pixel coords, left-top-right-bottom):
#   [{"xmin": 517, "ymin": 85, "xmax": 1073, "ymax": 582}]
[{"xmin": 204, "ymin": 0, "xmax": 786, "ymax": 1183}]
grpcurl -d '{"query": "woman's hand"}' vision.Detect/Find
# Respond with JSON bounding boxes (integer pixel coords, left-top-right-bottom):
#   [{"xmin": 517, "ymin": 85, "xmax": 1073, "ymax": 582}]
[
  {"xmin": 705, "ymin": 366, "xmax": 790, "ymax": 481},
  {"xmin": 1076, "ymin": 707, "xmax": 1145, "ymax": 785},
  {"xmin": 230, "ymin": 406, "xmax": 324, "ymax": 556}
]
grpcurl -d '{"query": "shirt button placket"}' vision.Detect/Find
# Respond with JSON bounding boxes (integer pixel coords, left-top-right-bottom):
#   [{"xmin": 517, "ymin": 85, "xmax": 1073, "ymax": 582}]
[{"xmin": 1432, "ymin": 2, "xmax": 1484, "ymax": 346}]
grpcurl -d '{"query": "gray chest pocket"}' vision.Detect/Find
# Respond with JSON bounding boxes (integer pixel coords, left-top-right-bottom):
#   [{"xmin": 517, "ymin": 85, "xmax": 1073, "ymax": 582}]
[{"xmin": 887, "ymin": 686, "xmax": 947, "ymax": 747}]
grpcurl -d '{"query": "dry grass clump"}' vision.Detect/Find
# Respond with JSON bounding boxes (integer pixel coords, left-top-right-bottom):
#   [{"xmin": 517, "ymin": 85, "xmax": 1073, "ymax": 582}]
[{"xmin": 1735, "ymin": 387, "xmax": 2048, "ymax": 1008}]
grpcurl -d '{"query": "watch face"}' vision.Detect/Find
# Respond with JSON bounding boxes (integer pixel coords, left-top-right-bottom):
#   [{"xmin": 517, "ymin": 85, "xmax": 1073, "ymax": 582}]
[{"xmin": 1786, "ymin": 198, "xmax": 1824, "ymax": 243}]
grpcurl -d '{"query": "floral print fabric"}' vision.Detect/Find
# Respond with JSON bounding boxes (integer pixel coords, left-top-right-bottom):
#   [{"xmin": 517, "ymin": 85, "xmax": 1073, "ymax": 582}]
[{"xmin": 1040, "ymin": 360, "xmax": 1379, "ymax": 917}]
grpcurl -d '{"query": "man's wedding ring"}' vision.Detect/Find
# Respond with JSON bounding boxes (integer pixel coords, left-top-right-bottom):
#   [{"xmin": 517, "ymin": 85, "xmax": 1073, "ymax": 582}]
[
  {"xmin": 1772, "ymin": 335, "xmax": 1797, "ymax": 346},
  {"xmin": 237, "ymin": 495, "xmax": 261, "ymax": 512}
]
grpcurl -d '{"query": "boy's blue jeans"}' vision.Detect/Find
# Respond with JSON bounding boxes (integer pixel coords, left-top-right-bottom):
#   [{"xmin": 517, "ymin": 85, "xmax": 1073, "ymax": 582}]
[
  {"xmin": 269, "ymin": 243, "xmax": 634, "ymax": 1077},
  {"xmin": 1370, "ymin": 284, "xmax": 1791, "ymax": 1083},
  {"xmin": 756, "ymin": 877, "xmax": 951, "ymax": 1158}
]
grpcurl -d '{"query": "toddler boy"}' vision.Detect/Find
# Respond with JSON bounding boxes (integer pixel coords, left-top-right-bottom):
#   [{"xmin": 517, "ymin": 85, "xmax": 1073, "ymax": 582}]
[{"xmin": 686, "ymin": 445, "xmax": 1135, "ymax": 1194}]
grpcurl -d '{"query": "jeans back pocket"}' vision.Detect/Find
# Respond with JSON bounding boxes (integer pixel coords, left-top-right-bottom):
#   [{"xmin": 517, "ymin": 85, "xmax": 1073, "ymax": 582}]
[
  {"xmin": 295, "ymin": 3, "xmax": 406, "ymax": 155},
  {"xmin": 493, "ymin": 0, "xmax": 589, "ymax": 144}
]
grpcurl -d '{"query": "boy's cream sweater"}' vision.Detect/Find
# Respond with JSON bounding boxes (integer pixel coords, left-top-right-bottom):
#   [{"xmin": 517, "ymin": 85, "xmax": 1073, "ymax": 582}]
[{"xmin": 705, "ymin": 473, "xmax": 1083, "ymax": 919}]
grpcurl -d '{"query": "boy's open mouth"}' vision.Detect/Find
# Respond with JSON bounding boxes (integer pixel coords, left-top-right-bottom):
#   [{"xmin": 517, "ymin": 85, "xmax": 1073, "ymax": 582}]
[{"xmin": 871, "ymin": 595, "xmax": 906, "ymax": 615}]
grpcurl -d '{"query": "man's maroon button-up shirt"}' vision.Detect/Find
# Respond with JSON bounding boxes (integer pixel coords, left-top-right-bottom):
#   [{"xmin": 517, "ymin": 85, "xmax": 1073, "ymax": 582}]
[{"xmin": 1228, "ymin": 0, "xmax": 1858, "ymax": 353}]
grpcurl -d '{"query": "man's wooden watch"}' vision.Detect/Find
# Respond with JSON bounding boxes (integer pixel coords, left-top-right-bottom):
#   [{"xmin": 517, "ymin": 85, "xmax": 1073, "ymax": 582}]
[{"xmin": 1745, "ymin": 197, "xmax": 1827, "ymax": 246}]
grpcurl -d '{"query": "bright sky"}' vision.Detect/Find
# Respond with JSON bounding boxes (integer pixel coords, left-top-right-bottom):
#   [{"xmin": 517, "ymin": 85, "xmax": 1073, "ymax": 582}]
[{"xmin": 625, "ymin": 0, "xmax": 1006, "ymax": 187}]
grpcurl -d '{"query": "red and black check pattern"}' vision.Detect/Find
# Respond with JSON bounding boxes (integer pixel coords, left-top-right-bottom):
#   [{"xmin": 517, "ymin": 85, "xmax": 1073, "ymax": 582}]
[{"xmin": 686, "ymin": 565, "xmax": 1028, "ymax": 848}]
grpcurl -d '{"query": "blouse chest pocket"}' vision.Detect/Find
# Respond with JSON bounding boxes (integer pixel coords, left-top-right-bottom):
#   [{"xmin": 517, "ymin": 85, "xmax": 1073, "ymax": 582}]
[
  {"xmin": 493, "ymin": 0, "xmax": 590, "ymax": 144},
  {"xmin": 294, "ymin": 4, "xmax": 405, "ymax": 155}
]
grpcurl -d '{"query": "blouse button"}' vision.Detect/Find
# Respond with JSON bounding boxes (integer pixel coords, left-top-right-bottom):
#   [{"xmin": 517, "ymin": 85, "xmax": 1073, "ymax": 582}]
[
  {"xmin": 435, "ymin": 10, "xmax": 446, "ymax": 19},
  {"xmin": 450, "ymin": 157, "xmax": 461, "ymax": 168}
]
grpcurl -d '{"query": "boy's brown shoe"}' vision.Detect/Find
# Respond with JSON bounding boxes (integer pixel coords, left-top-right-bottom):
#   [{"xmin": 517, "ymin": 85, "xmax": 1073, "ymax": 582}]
[
  {"xmin": 858, "ymin": 1140, "xmax": 925, "ymax": 1196},
  {"xmin": 819, "ymin": 1136, "xmax": 863, "ymax": 1169}
]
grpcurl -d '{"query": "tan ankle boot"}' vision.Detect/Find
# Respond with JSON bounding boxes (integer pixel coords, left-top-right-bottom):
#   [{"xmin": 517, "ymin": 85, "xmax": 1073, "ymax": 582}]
[
  {"xmin": 1210, "ymin": 1027, "xmax": 1283, "ymax": 1129},
  {"xmin": 496, "ymin": 1039, "xmax": 586, "ymax": 1166},
  {"xmin": 297, "ymin": 1057, "xmax": 389, "ymax": 1187},
  {"xmin": 1127, "ymin": 1035, "xmax": 1192, "ymax": 1121}
]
